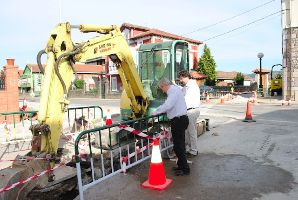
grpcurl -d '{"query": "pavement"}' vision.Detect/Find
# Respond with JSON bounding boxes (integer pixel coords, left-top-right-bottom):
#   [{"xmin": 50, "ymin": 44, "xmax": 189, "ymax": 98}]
[{"xmin": 74, "ymin": 98, "xmax": 298, "ymax": 200}]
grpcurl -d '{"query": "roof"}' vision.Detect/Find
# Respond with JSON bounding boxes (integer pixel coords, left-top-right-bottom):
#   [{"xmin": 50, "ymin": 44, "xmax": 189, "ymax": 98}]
[
  {"xmin": 217, "ymin": 71, "xmax": 253, "ymax": 81},
  {"xmin": 74, "ymin": 64, "xmax": 105, "ymax": 73},
  {"xmin": 26, "ymin": 64, "xmax": 43, "ymax": 73},
  {"xmin": 120, "ymin": 23, "xmax": 203, "ymax": 45},
  {"xmin": 217, "ymin": 81, "xmax": 229, "ymax": 86},
  {"xmin": 130, "ymin": 28, "xmax": 203, "ymax": 45},
  {"xmin": 26, "ymin": 64, "xmax": 105, "ymax": 74},
  {"xmin": 252, "ymin": 69, "xmax": 271, "ymax": 73},
  {"xmin": 120, "ymin": 23, "xmax": 150, "ymax": 32},
  {"xmin": 18, "ymin": 70, "xmax": 24, "ymax": 76},
  {"xmin": 190, "ymin": 71, "xmax": 207, "ymax": 79}
]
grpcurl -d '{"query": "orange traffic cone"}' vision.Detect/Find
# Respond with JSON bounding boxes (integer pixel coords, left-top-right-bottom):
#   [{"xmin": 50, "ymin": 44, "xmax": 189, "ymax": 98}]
[
  {"xmin": 206, "ymin": 94, "xmax": 210, "ymax": 103},
  {"xmin": 105, "ymin": 109, "xmax": 113, "ymax": 125},
  {"xmin": 243, "ymin": 101, "xmax": 256, "ymax": 122},
  {"xmin": 142, "ymin": 139, "xmax": 172, "ymax": 190},
  {"xmin": 220, "ymin": 98, "xmax": 224, "ymax": 104}
]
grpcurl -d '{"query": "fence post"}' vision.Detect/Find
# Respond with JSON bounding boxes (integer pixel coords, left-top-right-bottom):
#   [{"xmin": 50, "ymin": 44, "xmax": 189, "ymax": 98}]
[{"xmin": 0, "ymin": 59, "xmax": 19, "ymax": 123}]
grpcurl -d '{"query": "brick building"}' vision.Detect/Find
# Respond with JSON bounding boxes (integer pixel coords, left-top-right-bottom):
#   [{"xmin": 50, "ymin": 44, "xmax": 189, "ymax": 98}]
[
  {"xmin": 86, "ymin": 23, "xmax": 203, "ymax": 97},
  {"xmin": 120, "ymin": 23, "xmax": 203, "ymax": 69}
]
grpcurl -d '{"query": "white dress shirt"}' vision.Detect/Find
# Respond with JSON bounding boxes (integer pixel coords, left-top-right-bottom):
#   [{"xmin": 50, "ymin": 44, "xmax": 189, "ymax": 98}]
[
  {"xmin": 155, "ymin": 85, "xmax": 187, "ymax": 119},
  {"xmin": 182, "ymin": 79, "xmax": 200, "ymax": 109}
]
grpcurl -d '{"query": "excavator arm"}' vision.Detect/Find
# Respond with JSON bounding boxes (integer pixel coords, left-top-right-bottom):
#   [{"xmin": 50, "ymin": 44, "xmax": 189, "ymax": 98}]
[
  {"xmin": 72, "ymin": 24, "xmax": 149, "ymax": 118},
  {"xmin": 33, "ymin": 22, "xmax": 149, "ymax": 177}
]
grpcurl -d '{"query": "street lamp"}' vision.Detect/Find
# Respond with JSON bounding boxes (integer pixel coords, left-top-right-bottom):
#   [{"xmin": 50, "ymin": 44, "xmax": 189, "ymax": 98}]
[{"xmin": 257, "ymin": 52, "xmax": 264, "ymax": 91}]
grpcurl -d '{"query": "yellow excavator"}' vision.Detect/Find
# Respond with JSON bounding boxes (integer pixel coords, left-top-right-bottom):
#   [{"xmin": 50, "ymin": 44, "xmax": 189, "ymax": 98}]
[
  {"xmin": 34, "ymin": 23, "xmax": 150, "ymax": 168},
  {"xmin": 0, "ymin": 22, "xmax": 190, "ymax": 199}
]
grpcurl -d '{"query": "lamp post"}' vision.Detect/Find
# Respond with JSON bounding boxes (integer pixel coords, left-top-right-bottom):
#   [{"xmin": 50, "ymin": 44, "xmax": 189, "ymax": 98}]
[{"xmin": 257, "ymin": 52, "xmax": 264, "ymax": 93}]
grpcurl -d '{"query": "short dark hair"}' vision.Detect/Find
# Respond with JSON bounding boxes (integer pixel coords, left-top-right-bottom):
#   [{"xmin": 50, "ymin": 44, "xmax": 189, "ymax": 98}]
[{"xmin": 178, "ymin": 70, "xmax": 191, "ymax": 78}]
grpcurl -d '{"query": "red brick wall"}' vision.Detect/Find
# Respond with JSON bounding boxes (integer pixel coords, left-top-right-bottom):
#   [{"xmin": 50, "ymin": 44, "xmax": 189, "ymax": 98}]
[
  {"xmin": 190, "ymin": 45, "xmax": 199, "ymax": 69},
  {"xmin": 0, "ymin": 59, "xmax": 19, "ymax": 123},
  {"xmin": 193, "ymin": 53, "xmax": 198, "ymax": 69},
  {"xmin": 191, "ymin": 45, "xmax": 198, "ymax": 51},
  {"xmin": 155, "ymin": 37, "xmax": 163, "ymax": 43}
]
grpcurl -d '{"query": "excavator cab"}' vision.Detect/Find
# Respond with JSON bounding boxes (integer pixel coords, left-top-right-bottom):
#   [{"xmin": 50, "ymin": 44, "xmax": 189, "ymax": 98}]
[{"xmin": 120, "ymin": 40, "xmax": 189, "ymax": 120}]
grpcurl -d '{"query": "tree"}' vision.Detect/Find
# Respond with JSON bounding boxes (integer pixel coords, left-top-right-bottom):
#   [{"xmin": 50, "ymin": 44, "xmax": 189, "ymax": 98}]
[
  {"xmin": 74, "ymin": 79, "xmax": 85, "ymax": 89},
  {"xmin": 234, "ymin": 72, "xmax": 244, "ymax": 85},
  {"xmin": 197, "ymin": 44, "xmax": 217, "ymax": 86}
]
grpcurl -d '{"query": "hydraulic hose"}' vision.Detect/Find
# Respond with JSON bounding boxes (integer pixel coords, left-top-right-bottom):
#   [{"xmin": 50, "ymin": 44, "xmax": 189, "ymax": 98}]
[
  {"xmin": 37, "ymin": 49, "xmax": 46, "ymax": 74},
  {"xmin": 54, "ymin": 44, "xmax": 84, "ymax": 97}
]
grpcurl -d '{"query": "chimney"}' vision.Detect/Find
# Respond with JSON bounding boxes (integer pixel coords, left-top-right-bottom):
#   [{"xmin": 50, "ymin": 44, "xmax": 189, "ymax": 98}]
[{"xmin": 6, "ymin": 58, "xmax": 15, "ymax": 66}]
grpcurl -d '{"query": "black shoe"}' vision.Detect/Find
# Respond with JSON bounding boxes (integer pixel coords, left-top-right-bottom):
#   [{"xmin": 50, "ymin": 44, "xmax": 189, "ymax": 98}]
[
  {"xmin": 175, "ymin": 170, "xmax": 190, "ymax": 176},
  {"xmin": 172, "ymin": 166, "xmax": 182, "ymax": 171}
]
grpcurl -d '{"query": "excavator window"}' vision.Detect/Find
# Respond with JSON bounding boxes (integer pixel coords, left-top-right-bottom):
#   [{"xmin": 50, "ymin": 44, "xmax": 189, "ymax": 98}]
[
  {"xmin": 139, "ymin": 49, "xmax": 170, "ymax": 100},
  {"xmin": 174, "ymin": 43, "xmax": 189, "ymax": 79}
]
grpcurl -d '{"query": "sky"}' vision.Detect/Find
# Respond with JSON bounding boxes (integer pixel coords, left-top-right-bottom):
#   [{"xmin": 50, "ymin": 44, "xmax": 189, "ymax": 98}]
[{"xmin": 0, "ymin": 0, "xmax": 283, "ymax": 74}]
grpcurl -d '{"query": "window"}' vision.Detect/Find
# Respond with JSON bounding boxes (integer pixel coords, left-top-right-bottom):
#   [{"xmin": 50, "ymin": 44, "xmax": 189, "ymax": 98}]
[
  {"xmin": 111, "ymin": 76, "xmax": 118, "ymax": 92},
  {"xmin": 37, "ymin": 74, "xmax": 42, "ymax": 86},
  {"xmin": 174, "ymin": 43, "xmax": 189, "ymax": 78},
  {"xmin": 139, "ymin": 50, "xmax": 171, "ymax": 82}
]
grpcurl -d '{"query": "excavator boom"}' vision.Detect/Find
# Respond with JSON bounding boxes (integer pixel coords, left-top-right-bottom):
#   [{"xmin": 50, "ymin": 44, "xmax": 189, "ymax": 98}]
[{"xmin": 36, "ymin": 22, "xmax": 148, "ymax": 164}]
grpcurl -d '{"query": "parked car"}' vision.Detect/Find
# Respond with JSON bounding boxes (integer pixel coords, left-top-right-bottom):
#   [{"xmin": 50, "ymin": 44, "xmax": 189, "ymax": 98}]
[{"xmin": 199, "ymin": 85, "xmax": 213, "ymax": 94}]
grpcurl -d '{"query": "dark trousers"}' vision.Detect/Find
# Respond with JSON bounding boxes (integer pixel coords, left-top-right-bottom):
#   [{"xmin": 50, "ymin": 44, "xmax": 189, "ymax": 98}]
[{"xmin": 171, "ymin": 115, "xmax": 189, "ymax": 172}]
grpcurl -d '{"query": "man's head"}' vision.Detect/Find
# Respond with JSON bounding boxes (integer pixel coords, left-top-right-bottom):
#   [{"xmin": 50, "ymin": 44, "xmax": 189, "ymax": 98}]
[
  {"xmin": 159, "ymin": 78, "xmax": 172, "ymax": 93},
  {"xmin": 178, "ymin": 70, "xmax": 191, "ymax": 86}
]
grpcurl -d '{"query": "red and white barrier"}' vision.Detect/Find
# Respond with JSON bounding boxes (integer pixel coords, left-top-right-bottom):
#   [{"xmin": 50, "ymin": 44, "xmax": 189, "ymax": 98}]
[
  {"xmin": 117, "ymin": 125, "xmax": 153, "ymax": 139},
  {"xmin": 119, "ymin": 127, "xmax": 170, "ymax": 173},
  {"xmin": 0, "ymin": 163, "xmax": 65, "ymax": 193},
  {"xmin": 121, "ymin": 143, "xmax": 152, "ymax": 173},
  {"xmin": 117, "ymin": 124, "xmax": 170, "ymax": 140}
]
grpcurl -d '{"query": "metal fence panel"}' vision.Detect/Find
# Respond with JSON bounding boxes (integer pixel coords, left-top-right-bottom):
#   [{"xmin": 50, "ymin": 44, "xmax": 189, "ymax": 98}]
[{"xmin": 74, "ymin": 114, "xmax": 173, "ymax": 200}]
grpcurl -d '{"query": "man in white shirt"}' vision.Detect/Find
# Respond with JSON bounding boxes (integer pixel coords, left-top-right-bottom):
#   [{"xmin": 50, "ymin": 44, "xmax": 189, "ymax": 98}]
[
  {"xmin": 178, "ymin": 70, "xmax": 200, "ymax": 157},
  {"xmin": 153, "ymin": 78, "xmax": 190, "ymax": 176}
]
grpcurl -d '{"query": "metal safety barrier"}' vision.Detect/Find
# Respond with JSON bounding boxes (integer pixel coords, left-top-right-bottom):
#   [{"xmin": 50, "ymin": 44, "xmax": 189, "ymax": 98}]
[
  {"xmin": 65, "ymin": 106, "xmax": 104, "ymax": 135},
  {"xmin": 74, "ymin": 114, "xmax": 173, "ymax": 200},
  {"xmin": 0, "ymin": 110, "xmax": 38, "ymax": 143},
  {"xmin": 0, "ymin": 106, "xmax": 104, "ymax": 144}
]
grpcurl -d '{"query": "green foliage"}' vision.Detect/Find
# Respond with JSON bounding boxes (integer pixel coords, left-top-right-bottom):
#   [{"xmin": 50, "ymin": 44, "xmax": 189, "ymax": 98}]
[
  {"xmin": 87, "ymin": 88, "xmax": 99, "ymax": 95},
  {"xmin": 274, "ymin": 74, "xmax": 282, "ymax": 79},
  {"xmin": 197, "ymin": 44, "xmax": 217, "ymax": 86},
  {"xmin": 74, "ymin": 79, "xmax": 85, "ymax": 89},
  {"xmin": 234, "ymin": 72, "xmax": 244, "ymax": 85}
]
